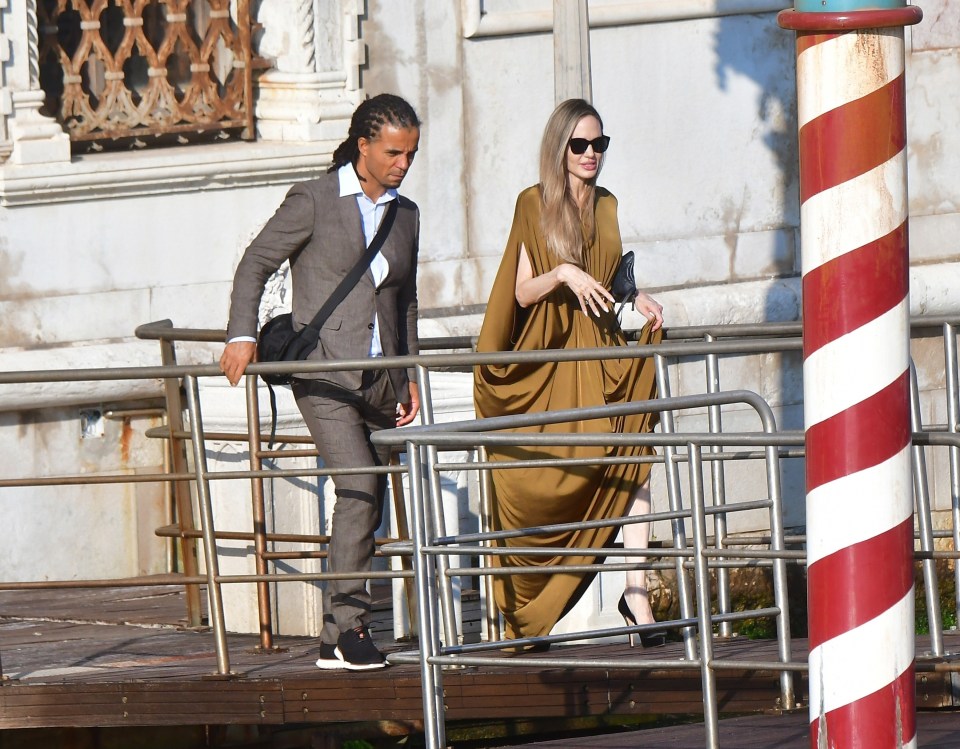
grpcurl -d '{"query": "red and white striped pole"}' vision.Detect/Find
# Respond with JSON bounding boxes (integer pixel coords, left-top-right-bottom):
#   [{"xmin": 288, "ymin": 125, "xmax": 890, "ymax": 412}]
[{"xmin": 778, "ymin": 3, "xmax": 923, "ymax": 747}]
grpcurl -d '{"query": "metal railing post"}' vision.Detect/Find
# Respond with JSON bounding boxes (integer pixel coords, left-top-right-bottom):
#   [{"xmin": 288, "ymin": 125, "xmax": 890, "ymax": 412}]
[
  {"xmin": 655, "ymin": 353, "xmax": 698, "ymax": 659},
  {"xmin": 477, "ymin": 445, "xmax": 501, "ymax": 642},
  {"xmin": 944, "ymin": 322, "xmax": 960, "ymax": 629},
  {"xmin": 704, "ymin": 333, "xmax": 732, "ymax": 638},
  {"xmin": 388, "ymin": 451, "xmax": 419, "ymax": 633},
  {"xmin": 688, "ymin": 443, "xmax": 719, "ymax": 749},
  {"xmin": 245, "ymin": 374, "xmax": 277, "ymax": 651},
  {"xmin": 910, "ymin": 362, "xmax": 944, "ymax": 656},
  {"xmin": 416, "ymin": 365, "xmax": 461, "ymax": 647},
  {"xmin": 758, "ymin": 396, "xmax": 796, "ymax": 709},
  {"xmin": 407, "ymin": 439, "xmax": 446, "ymax": 749},
  {"xmin": 183, "ymin": 374, "xmax": 232, "ymax": 676},
  {"xmin": 159, "ymin": 335, "xmax": 203, "ymax": 627}
]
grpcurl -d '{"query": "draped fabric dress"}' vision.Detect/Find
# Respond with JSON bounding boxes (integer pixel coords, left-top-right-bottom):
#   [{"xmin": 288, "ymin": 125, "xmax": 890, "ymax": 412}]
[{"xmin": 473, "ymin": 185, "xmax": 662, "ymax": 639}]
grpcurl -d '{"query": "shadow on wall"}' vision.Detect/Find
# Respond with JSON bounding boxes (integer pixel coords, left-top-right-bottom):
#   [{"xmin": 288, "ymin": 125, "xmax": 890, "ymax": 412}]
[{"xmin": 713, "ymin": 13, "xmax": 805, "ymax": 525}]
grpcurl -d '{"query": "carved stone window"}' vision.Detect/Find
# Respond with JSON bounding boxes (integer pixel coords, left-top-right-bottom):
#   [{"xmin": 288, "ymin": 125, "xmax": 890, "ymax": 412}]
[{"xmin": 38, "ymin": 0, "xmax": 253, "ymax": 151}]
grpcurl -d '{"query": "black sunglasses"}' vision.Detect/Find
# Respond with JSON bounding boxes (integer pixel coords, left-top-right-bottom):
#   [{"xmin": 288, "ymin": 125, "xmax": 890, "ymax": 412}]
[{"xmin": 568, "ymin": 135, "xmax": 610, "ymax": 155}]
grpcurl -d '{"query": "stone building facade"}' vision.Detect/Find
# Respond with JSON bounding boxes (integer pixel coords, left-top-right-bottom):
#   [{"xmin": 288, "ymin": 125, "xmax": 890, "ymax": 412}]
[{"xmin": 1, "ymin": 1, "xmax": 959, "ymax": 633}]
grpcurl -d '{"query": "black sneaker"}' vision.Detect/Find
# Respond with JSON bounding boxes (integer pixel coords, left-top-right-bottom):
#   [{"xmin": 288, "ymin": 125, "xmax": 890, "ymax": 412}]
[
  {"xmin": 334, "ymin": 626, "xmax": 387, "ymax": 670},
  {"xmin": 315, "ymin": 641, "xmax": 345, "ymax": 670}
]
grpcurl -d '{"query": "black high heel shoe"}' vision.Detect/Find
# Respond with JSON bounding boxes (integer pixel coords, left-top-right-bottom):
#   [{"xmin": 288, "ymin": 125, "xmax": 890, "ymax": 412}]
[{"xmin": 618, "ymin": 594, "xmax": 667, "ymax": 648}]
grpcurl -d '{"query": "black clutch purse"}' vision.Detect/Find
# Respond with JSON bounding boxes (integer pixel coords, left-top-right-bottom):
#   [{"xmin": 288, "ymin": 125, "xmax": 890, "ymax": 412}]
[{"xmin": 611, "ymin": 251, "xmax": 638, "ymax": 305}]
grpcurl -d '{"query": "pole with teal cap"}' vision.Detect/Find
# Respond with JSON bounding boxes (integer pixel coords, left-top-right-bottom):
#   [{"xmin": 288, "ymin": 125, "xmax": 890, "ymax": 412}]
[{"xmin": 778, "ymin": 2, "xmax": 923, "ymax": 747}]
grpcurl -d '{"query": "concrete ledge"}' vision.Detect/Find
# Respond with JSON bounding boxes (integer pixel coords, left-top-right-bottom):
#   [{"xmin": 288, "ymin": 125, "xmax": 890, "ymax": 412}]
[
  {"xmin": 0, "ymin": 340, "xmax": 218, "ymax": 411},
  {"xmin": 0, "ymin": 140, "xmax": 336, "ymax": 207}
]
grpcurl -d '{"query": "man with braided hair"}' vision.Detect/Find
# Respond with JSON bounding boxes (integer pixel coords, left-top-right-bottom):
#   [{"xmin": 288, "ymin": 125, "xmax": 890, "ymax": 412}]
[{"xmin": 221, "ymin": 93, "xmax": 422, "ymax": 670}]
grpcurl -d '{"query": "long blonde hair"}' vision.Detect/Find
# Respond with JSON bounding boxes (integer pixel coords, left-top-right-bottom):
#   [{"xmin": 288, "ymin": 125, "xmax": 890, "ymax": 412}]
[{"xmin": 538, "ymin": 99, "xmax": 605, "ymax": 267}]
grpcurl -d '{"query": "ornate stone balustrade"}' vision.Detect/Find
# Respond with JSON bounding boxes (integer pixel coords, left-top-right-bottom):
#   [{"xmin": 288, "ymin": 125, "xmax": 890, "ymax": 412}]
[{"xmin": 0, "ymin": 1, "xmax": 363, "ymax": 202}]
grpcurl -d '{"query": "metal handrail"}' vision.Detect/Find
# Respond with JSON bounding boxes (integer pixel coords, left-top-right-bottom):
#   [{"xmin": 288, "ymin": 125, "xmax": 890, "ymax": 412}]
[
  {"xmin": 1, "ymin": 316, "xmax": 958, "ymax": 749},
  {"xmin": 373, "ymin": 389, "xmax": 797, "ymax": 749},
  {"xmin": 0, "ymin": 338, "xmax": 805, "ymax": 385}
]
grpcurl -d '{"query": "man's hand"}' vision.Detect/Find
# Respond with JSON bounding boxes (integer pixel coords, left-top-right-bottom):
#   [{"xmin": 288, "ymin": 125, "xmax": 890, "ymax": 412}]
[
  {"xmin": 396, "ymin": 381, "xmax": 421, "ymax": 426},
  {"xmin": 219, "ymin": 340, "xmax": 257, "ymax": 386}
]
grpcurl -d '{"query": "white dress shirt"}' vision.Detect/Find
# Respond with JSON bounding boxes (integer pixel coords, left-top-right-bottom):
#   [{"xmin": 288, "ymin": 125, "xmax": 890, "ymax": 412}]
[{"xmin": 338, "ymin": 163, "xmax": 395, "ymax": 357}]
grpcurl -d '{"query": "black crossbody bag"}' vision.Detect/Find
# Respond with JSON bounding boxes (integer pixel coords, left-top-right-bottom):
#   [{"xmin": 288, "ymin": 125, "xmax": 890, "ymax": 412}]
[{"xmin": 255, "ymin": 198, "xmax": 398, "ymax": 443}]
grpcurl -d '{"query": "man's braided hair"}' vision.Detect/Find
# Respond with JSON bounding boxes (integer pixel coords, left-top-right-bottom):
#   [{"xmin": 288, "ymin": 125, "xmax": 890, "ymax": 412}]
[{"xmin": 327, "ymin": 93, "xmax": 421, "ymax": 173}]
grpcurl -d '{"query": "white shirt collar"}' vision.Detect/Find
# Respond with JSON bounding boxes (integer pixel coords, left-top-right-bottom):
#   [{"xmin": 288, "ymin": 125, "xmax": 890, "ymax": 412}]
[{"xmin": 337, "ymin": 163, "xmax": 398, "ymax": 205}]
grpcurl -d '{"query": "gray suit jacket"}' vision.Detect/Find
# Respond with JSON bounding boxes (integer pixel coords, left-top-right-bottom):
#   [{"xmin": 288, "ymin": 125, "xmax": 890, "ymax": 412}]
[{"xmin": 226, "ymin": 171, "xmax": 420, "ymax": 398}]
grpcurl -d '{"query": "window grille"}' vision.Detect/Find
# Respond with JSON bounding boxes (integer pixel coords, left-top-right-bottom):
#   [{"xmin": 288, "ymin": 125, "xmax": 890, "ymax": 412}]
[{"xmin": 38, "ymin": 0, "xmax": 254, "ymax": 150}]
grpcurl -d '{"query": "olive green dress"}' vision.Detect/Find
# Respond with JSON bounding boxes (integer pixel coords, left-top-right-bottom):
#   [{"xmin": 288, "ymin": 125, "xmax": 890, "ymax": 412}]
[{"xmin": 473, "ymin": 185, "xmax": 662, "ymax": 640}]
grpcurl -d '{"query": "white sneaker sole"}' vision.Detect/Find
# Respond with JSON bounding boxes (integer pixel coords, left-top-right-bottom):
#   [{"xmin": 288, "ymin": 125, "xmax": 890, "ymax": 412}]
[
  {"xmin": 315, "ymin": 656, "xmax": 347, "ymax": 671},
  {"xmin": 334, "ymin": 646, "xmax": 387, "ymax": 671}
]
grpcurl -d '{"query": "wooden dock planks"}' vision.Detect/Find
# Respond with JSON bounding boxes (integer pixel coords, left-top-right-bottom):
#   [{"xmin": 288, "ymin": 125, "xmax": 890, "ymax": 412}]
[{"xmin": 1, "ymin": 584, "xmax": 957, "ymax": 733}]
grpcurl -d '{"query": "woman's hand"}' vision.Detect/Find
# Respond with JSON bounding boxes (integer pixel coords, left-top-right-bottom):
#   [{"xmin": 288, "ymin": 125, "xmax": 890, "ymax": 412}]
[
  {"xmin": 555, "ymin": 264, "xmax": 614, "ymax": 317},
  {"xmin": 634, "ymin": 291, "xmax": 664, "ymax": 331},
  {"xmin": 514, "ymin": 246, "xmax": 613, "ymax": 316}
]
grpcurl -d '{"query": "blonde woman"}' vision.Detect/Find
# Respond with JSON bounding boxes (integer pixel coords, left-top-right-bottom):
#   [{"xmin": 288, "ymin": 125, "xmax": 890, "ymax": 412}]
[{"xmin": 474, "ymin": 99, "xmax": 665, "ymax": 646}]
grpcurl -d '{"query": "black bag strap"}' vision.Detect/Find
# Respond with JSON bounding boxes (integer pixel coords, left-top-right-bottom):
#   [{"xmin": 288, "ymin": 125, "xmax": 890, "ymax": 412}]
[
  {"xmin": 300, "ymin": 197, "xmax": 399, "ymax": 336},
  {"xmin": 266, "ymin": 382, "xmax": 280, "ymax": 449}
]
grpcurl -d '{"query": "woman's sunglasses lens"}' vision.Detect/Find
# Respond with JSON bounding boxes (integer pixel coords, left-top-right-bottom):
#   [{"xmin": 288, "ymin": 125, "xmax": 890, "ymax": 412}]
[{"xmin": 569, "ymin": 136, "xmax": 610, "ymax": 155}]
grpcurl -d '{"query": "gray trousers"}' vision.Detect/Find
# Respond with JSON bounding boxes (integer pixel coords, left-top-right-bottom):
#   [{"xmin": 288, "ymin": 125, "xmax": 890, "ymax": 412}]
[{"xmin": 291, "ymin": 371, "xmax": 395, "ymax": 645}]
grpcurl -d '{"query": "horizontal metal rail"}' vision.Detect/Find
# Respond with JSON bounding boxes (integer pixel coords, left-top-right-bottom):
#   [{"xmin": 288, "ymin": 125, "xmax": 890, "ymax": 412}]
[
  {"xmin": 133, "ymin": 314, "xmax": 960, "ymax": 348},
  {"xmin": 1, "ymin": 338, "xmax": 803, "ymax": 386}
]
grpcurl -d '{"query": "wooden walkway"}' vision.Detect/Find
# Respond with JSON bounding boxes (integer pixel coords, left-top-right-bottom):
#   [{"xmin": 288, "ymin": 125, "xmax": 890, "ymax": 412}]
[{"xmin": 1, "ymin": 582, "xmax": 959, "ymax": 745}]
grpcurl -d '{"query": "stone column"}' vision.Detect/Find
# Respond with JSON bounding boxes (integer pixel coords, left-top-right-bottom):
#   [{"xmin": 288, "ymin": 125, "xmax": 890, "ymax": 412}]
[
  {"xmin": 254, "ymin": 0, "xmax": 363, "ymax": 142},
  {"xmin": 0, "ymin": 0, "xmax": 12, "ymax": 160},
  {"xmin": 2, "ymin": 0, "xmax": 69, "ymax": 165},
  {"xmin": 553, "ymin": 0, "xmax": 592, "ymax": 104}
]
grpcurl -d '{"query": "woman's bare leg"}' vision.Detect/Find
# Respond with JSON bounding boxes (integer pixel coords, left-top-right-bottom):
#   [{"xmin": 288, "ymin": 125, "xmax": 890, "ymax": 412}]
[{"xmin": 622, "ymin": 481, "xmax": 656, "ymax": 625}]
